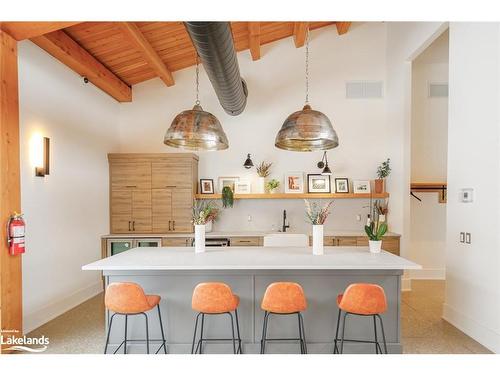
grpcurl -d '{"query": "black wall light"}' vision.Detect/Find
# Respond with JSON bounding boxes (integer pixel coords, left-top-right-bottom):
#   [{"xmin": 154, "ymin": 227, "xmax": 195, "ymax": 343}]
[
  {"xmin": 317, "ymin": 151, "xmax": 332, "ymax": 176},
  {"xmin": 35, "ymin": 137, "xmax": 50, "ymax": 177},
  {"xmin": 243, "ymin": 154, "xmax": 254, "ymax": 169}
]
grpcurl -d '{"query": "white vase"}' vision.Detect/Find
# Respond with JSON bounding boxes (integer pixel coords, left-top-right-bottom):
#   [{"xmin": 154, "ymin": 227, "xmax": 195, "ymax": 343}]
[
  {"xmin": 256, "ymin": 177, "xmax": 266, "ymax": 194},
  {"xmin": 369, "ymin": 240, "xmax": 382, "ymax": 254},
  {"xmin": 205, "ymin": 220, "xmax": 213, "ymax": 233},
  {"xmin": 379, "ymin": 214, "xmax": 386, "ymax": 223},
  {"xmin": 195, "ymin": 225, "xmax": 206, "ymax": 253},
  {"xmin": 312, "ymin": 225, "xmax": 324, "ymax": 255}
]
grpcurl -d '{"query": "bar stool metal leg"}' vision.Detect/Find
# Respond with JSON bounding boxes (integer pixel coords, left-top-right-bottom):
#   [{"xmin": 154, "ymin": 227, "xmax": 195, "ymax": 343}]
[
  {"xmin": 142, "ymin": 312, "xmax": 150, "ymax": 354},
  {"xmin": 373, "ymin": 315, "xmax": 379, "ymax": 354},
  {"xmin": 227, "ymin": 312, "xmax": 236, "ymax": 354},
  {"xmin": 297, "ymin": 313, "xmax": 304, "ymax": 354},
  {"xmin": 260, "ymin": 311, "xmax": 269, "ymax": 354},
  {"xmin": 235, "ymin": 309, "xmax": 243, "ymax": 354},
  {"xmin": 191, "ymin": 313, "xmax": 201, "ymax": 354},
  {"xmin": 124, "ymin": 315, "xmax": 128, "ymax": 354},
  {"xmin": 339, "ymin": 312, "xmax": 348, "ymax": 354},
  {"xmin": 199, "ymin": 313, "xmax": 205, "ymax": 354},
  {"xmin": 299, "ymin": 313, "xmax": 307, "ymax": 354},
  {"xmin": 376, "ymin": 314, "xmax": 388, "ymax": 354},
  {"xmin": 333, "ymin": 307, "xmax": 341, "ymax": 354},
  {"xmin": 104, "ymin": 313, "xmax": 116, "ymax": 354},
  {"xmin": 156, "ymin": 305, "xmax": 167, "ymax": 354}
]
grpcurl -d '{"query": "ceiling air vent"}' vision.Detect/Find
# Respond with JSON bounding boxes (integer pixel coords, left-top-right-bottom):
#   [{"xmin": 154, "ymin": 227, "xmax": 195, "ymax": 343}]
[
  {"xmin": 429, "ymin": 83, "xmax": 448, "ymax": 98},
  {"xmin": 346, "ymin": 81, "xmax": 383, "ymax": 99}
]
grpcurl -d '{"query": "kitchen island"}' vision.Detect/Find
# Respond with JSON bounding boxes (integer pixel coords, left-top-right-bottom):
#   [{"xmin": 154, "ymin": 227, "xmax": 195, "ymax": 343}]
[{"xmin": 83, "ymin": 246, "xmax": 420, "ymax": 354}]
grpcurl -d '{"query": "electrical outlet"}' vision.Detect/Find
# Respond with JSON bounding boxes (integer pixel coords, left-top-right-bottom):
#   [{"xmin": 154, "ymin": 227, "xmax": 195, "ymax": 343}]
[
  {"xmin": 460, "ymin": 232, "xmax": 465, "ymax": 243},
  {"xmin": 465, "ymin": 232, "xmax": 471, "ymax": 244},
  {"xmin": 247, "ymin": 215, "xmax": 252, "ymax": 222},
  {"xmin": 356, "ymin": 214, "xmax": 361, "ymax": 221}
]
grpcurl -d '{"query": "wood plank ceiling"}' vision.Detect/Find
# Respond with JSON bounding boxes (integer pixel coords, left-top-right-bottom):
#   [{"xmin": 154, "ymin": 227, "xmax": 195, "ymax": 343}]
[{"xmin": 8, "ymin": 21, "xmax": 351, "ymax": 102}]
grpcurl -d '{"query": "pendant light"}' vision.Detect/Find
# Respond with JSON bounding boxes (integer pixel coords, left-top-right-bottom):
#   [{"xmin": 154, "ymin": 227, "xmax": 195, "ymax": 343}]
[
  {"xmin": 317, "ymin": 151, "xmax": 332, "ymax": 175},
  {"xmin": 243, "ymin": 153, "xmax": 254, "ymax": 169},
  {"xmin": 275, "ymin": 29, "xmax": 339, "ymax": 152},
  {"xmin": 164, "ymin": 58, "xmax": 228, "ymax": 151}
]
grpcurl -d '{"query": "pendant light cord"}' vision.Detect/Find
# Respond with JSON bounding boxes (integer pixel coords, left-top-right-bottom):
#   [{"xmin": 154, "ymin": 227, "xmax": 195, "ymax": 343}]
[
  {"xmin": 195, "ymin": 55, "xmax": 200, "ymax": 105},
  {"xmin": 305, "ymin": 27, "xmax": 310, "ymax": 105}
]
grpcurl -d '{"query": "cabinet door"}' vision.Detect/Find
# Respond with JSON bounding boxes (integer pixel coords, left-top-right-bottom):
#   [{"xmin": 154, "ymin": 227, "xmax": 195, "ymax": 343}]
[
  {"xmin": 152, "ymin": 189, "xmax": 172, "ymax": 233},
  {"xmin": 382, "ymin": 238, "xmax": 400, "ymax": 255},
  {"xmin": 171, "ymin": 188, "xmax": 193, "ymax": 232},
  {"xmin": 337, "ymin": 237, "xmax": 358, "ymax": 246},
  {"xmin": 162, "ymin": 237, "xmax": 192, "ymax": 246},
  {"xmin": 110, "ymin": 190, "xmax": 132, "ymax": 233},
  {"xmin": 152, "ymin": 161, "xmax": 193, "ymax": 189},
  {"xmin": 111, "ymin": 162, "xmax": 151, "ymax": 190},
  {"xmin": 132, "ymin": 190, "xmax": 152, "ymax": 232},
  {"xmin": 356, "ymin": 237, "xmax": 369, "ymax": 246}
]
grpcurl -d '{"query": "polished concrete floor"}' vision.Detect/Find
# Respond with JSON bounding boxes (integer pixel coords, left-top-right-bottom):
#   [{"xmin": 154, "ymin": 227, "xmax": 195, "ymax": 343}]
[{"xmin": 27, "ymin": 280, "xmax": 491, "ymax": 354}]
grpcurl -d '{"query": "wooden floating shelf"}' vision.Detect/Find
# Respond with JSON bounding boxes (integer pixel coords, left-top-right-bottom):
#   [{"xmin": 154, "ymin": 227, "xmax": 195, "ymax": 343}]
[{"xmin": 195, "ymin": 193, "xmax": 389, "ymax": 200}]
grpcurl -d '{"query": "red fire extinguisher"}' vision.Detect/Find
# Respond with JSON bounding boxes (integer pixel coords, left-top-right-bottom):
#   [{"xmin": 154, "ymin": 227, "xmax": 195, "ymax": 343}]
[{"xmin": 7, "ymin": 212, "xmax": 25, "ymax": 255}]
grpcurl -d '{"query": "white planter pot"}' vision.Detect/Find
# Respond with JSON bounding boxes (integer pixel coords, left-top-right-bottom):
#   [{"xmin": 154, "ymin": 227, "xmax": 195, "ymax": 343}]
[
  {"xmin": 256, "ymin": 177, "xmax": 266, "ymax": 194},
  {"xmin": 369, "ymin": 240, "xmax": 382, "ymax": 254},
  {"xmin": 205, "ymin": 220, "xmax": 213, "ymax": 233},
  {"xmin": 195, "ymin": 225, "xmax": 206, "ymax": 253},
  {"xmin": 312, "ymin": 225, "xmax": 324, "ymax": 255}
]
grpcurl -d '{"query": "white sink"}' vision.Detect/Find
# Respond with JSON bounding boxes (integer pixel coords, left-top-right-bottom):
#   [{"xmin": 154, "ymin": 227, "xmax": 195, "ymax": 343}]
[{"xmin": 263, "ymin": 233, "xmax": 309, "ymax": 247}]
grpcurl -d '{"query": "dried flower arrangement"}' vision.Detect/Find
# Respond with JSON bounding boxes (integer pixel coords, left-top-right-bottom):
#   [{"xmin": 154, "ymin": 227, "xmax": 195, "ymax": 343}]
[
  {"xmin": 192, "ymin": 200, "xmax": 220, "ymax": 225},
  {"xmin": 256, "ymin": 161, "xmax": 272, "ymax": 178},
  {"xmin": 304, "ymin": 199, "xmax": 334, "ymax": 225},
  {"xmin": 374, "ymin": 200, "xmax": 389, "ymax": 216}
]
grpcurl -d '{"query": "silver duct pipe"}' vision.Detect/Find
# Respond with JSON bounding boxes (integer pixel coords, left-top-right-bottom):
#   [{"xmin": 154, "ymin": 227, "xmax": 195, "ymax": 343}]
[{"xmin": 184, "ymin": 22, "xmax": 248, "ymax": 116}]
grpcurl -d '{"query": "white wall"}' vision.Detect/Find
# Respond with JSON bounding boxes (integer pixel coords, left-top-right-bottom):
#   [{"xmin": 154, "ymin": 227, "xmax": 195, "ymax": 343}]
[
  {"xmin": 119, "ymin": 23, "xmax": 392, "ymax": 233},
  {"xmin": 443, "ymin": 23, "xmax": 500, "ymax": 353},
  {"xmin": 409, "ymin": 31, "xmax": 448, "ymax": 279},
  {"xmin": 18, "ymin": 41, "xmax": 121, "ymax": 333}
]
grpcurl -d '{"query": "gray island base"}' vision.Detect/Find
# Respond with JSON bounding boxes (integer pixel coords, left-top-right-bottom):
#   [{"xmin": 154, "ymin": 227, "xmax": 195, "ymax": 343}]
[{"xmin": 82, "ymin": 246, "xmax": 420, "ymax": 354}]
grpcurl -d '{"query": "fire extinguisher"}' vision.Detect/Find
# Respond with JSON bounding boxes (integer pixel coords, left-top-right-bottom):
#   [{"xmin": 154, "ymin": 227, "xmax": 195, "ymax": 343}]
[{"xmin": 7, "ymin": 212, "xmax": 25, "ymax": 255}]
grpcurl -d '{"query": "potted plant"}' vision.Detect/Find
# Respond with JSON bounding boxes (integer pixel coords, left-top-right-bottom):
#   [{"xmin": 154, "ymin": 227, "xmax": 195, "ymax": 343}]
[
  {"xmin": 375, "ymin": 158, "xmax": 391, "ymax": 194},
  {"xmin": 364, "ymin": 220, "xmax": 388, "ymax": 254},
  {"xmin": 192, "ymin": 200, "xmax": 219, "ymax": 253},
  {"xmin": 304, "ymin": 199, "xmax": 334, "ymax": 255},
  {"xmin": 256, "ymin": 161, "xmax": 272, "ymax": 193},
  {"xmin": 221, "ymin": 186, "xmax": 234, "ymax": 208},
  {"xmin": 265, "ymin": 179, "xmax": 280, "ymax": 194}
]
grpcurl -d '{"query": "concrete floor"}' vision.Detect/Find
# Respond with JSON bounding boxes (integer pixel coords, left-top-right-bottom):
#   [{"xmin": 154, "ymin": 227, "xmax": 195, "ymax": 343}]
[{"xmin": 27, "ymin": 280, "xmax": 491, "ymax": 354}]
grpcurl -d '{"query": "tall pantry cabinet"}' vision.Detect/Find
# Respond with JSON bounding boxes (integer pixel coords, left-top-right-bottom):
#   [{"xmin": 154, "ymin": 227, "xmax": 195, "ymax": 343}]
[{"xmin": 108, "ymin": 153, "xmax": 198, "ymax": 234}]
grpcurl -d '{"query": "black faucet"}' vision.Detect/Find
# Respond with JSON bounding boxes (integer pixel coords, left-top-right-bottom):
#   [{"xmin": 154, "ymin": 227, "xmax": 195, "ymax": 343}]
[{"xmin": 282, "ymin": 210, "xmax": 290, "ymax": 232}]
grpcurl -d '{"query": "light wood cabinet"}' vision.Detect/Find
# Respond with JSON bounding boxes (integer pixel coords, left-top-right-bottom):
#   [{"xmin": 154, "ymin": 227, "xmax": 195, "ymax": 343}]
[
  {"xmin": 109, "ymin": 153, "xmax": 198, "ymax": 234},
  {"xmin": 308, "ymin": 234, "xmax": 401, "ymax": 255},
  {"xmin": 230, "ymin": 237, "xmax": 262, "ymax": 246},
  {"xmin": 162, "ymin": 237, "xmax": 192, "ymax": 246}
]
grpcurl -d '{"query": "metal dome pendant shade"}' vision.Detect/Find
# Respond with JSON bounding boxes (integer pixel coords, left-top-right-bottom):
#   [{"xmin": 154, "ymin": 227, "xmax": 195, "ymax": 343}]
[
  {"xmin": 275, "ymin": 29, "xmax": 339, "ymax": 152},
  {"xmin": 164, "ymin": 59, "xmax": 228, "ymax": 151}
]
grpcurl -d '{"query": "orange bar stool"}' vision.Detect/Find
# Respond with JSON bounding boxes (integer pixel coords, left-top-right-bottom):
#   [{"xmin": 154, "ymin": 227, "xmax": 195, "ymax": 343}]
[
  {"xmin": 260, "ymin": 282, "xmax": 308, "ymax": 354},
  {"xmin": 104, "ymin": 282, "xmax": 167, "ymax": 354},
  {"xmin": 333, "ymin": 283, "xmax": 388, "ymax": 354},
  {"xmin": 191, "ymin": 282, "xmax": 242, "ymax": 354}
]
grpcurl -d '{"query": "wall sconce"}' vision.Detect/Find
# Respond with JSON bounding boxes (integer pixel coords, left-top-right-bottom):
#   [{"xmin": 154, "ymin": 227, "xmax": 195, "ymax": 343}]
[
  {"xmin": 33, "ymin": 136, "xmax": 50, "ymax": 177},
  {"xmin": 317, "ymin": 151, "xmax": 332, "ymax": 176},
  {"xmin": 243, "ymin": 153, "xmax": 254, "ymax": 169}
]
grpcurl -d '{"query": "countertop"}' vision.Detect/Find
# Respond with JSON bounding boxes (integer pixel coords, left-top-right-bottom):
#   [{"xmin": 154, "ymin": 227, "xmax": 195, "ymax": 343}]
[
  {"xmin": 82, "ymin": 246, "xmax": 419, "ymax": 271},
  {"xmin": 101, "ymin": 230, "xmax": 401, "ymax": 239}
]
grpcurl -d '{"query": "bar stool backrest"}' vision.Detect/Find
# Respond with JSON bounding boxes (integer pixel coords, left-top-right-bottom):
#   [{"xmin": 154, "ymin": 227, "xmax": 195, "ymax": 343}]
[
  {"xmin": 192, "ymin": 282, "xmax": 237, "ymax": 313},
  {"xmin": 105, "ymin": 282, "xmax": 152, "ymax": 314},
  {"xmin": 339, "ymin": 283, "xmax": 387, "ymax": 315},
  {"xmin": 261, "ymin": 282, "xmax": 307, "ymax": 313}
]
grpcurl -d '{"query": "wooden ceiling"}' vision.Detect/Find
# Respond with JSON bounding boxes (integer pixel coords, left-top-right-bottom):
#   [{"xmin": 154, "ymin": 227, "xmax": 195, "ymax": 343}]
[{"xmin": 0, "ymin": 21, "xmax": 351, "ymax": 102}]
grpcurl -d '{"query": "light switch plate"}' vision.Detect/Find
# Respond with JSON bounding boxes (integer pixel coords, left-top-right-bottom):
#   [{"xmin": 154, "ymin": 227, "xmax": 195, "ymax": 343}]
[
  {"xmin": 465, "ymin": 232, "xmax": 471, "ymax": 244},
  {"xmin": 460, "ymin": 232, "xmax": 465, "ymax": 243},
  {"xmin": 461, "ymin": 188, "xmax": 474, "ymax": 203}
]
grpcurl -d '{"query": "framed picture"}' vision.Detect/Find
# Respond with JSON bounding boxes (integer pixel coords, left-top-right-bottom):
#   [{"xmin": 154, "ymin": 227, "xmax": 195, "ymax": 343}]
[
  {"xmin": 200, "ymin": 179, "xmax": 214, "ymax": 194},
  {"xmin": 307, "ymin": 174, "xmax": 331, "ymax": 193},
  {"xmin": 353, "ymin": 180, "xmax": 371, "ymax": 194},
  {"xmin": 235, "ymin": 180, "xmax": 251, "ymax": 194},
  {"xmin": 335, "ymin": 178, "xmax": 349, "ymax": 193},
  {"xmin": 218, "ymin": 177, "xmax": 239, "ymax": 193},
  {"xmin": 284, "ymin": 172, "xmax": 304, "ymax": 194}
]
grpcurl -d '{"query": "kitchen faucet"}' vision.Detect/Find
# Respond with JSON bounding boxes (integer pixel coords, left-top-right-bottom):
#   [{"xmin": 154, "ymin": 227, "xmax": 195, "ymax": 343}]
[{"xmin": 282, "ymin": 210, "xmax": 290, "ymax": 232}]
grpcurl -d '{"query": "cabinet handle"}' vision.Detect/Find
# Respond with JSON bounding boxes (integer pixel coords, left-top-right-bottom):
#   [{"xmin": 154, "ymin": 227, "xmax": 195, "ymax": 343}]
[
  {"xmin": 172, "ymin": 221, "xmax": 175, "ymax": 231},
  {"xmin": 128, "ymin": 221, "xmax": 131, "ymax": 231},
  {"xmin": 132, "ymin": 221, "xmax": 135, "ymax": 231},
  {"xmin": 165, "ymin": 185, "xmax": 177, "ymax": 188},
  {"xmin": 168, "ymin": 220, "xmax": 171, "ymax": 231},
  {"xmin": 125, "ymin": 185, "xmax": 137, "ymax": 188}
]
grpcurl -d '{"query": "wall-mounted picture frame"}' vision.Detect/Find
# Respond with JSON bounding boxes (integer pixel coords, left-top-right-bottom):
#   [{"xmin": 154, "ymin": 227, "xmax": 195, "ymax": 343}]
[
  {"xmin": 353, "ymin": 180, "xmax": 371, "ymax": 194},
  {"xmin": 335, "ymin": 178, "xmax": 349, "ymax": 193},
  {"xmin": 284, "ymin": 172, "xmax": 304, "ymax": 194},
  {"xmin": 307, "ymin": 174, "xmax": 331, "ymax": 193},
  {"xmin": 200, "ymin": 179, "xmax": 214, "ymax": 194},
  {"xmin": 218, "ymin": 176, "xmax": 239, "ymax": 193},
  {"xmin": 235, "ymin": 180, "xmax": 251, "ymax": 194}
]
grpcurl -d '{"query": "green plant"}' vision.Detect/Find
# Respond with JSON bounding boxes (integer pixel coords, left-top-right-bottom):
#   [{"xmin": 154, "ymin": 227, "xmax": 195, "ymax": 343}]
[
  {"xmin": 376, "ymin": 158, "xmax": 391, "ymax": 179},
  {"xmin": 221, "ymin": 186, "xmax": 234, "ymax": 208},
  {"xmin": 364, "ymin": 221, "xmax": 388, "ymax": 241},
  {"xmin": 304, "ymin": 200, "xmax": 334, "ymax": 225},
  {"xmin": 265, "ymin": 179, "xmax": 280, "ymax": 192},
  {"xmin": 192, "ymin": 200, "xmax": 219, "ymax": 225},
  {"xmin": 256, "ymin": 161, "xmax": 272, "ymax": 178}
]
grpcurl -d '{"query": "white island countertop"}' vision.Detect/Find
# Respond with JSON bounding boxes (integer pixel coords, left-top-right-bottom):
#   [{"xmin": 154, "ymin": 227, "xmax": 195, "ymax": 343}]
[{"xmin": 82, "ymin": 246, "xmax": 420, "ymax": 271}]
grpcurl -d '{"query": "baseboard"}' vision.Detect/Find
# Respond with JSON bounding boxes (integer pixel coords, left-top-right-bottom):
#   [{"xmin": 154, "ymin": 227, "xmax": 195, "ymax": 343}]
[
  {"xmin": 443, "ymin": 303, "xmax": 500, "ymax": 353},
  {"xmin": 409, "ymin": 268, "xmax": 445, "ymax": 280},
  {"xmin": 401, "ymin": 277, "xmax": 412, "ymax": 291},
  {"xmin": 24, "ymin": 281, "xmax": 103, "ymax": 334}
]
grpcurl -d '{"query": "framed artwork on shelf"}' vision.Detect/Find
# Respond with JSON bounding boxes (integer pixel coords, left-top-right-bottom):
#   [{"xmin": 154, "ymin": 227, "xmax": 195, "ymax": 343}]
[
  {"xmin": 335, "ymin": 178, "xmax": 349, "ymax": 193},
  {"xmin": 235, "ymin": 180, "xmax": 251, "ymax": 194},
  {"xmin": 353, "ymin": 180, "xmax": 371, "ymax": 194},
  {"xmin": 307, "ymin": 174, "xmax": 331, "ymax": 193},
  {"xmin": 199, "ymin": 179, "xmax": 214, "ymax": 194},
  {"xmin": 284, "ymin": 172, "xmax": 304, "ymax": 193},
  {"xmin": 218, "ymin": 176, "xmax": 239, "ymax": 193}
]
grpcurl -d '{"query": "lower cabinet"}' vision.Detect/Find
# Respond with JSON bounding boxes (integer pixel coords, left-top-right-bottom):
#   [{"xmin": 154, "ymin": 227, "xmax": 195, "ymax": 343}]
[
  {"xmin": 161, "ymin": 237, "xmax": 193, "ymax": 247},
  {"xmin": 308, "ymin": 235, "xmax": 401, "ymax": 255},
  {"xmin": 229, "ymin": 237, "xmax": 263, "ymax": 246}
]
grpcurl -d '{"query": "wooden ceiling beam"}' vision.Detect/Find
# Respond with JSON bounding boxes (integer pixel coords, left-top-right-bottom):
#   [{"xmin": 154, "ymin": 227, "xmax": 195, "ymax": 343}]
[
  {"xmin": 248, "ymin": 22, "xmax": 261, "ymax": 61},
  {"xmin": 31, "ymin": 30, "xmax": 132, "ymax": 102},
  {"xmin": 336, "ymin": 22, "xmax": 351, "ymax": 35},
  {"xmin": 293, "ymin": 22, "xmax": 309, "ymax": 48},
  {"xmin": 118, "ymin": 22, "xmax": 175, "ymax": 86},
  {"xmin": 0, "ymin": 22, "xmax": 80, "ymax": 41}
]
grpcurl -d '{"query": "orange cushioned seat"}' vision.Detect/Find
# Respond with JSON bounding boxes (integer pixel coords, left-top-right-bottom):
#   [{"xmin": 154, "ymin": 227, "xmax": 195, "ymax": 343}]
[
  {"xmin": 261, "ymin": 282, "xmax": 307, "ymax": 314},
  {"xmin": 337, "ymin": 283, "xmax": 387, "ymax": 315},
  {"xmin": 192, "ymin": 282, "xmax": 240, "ymax": 314},
  {"xmin": 105, "ymin": 282, "xmax": 161, "ymax": 315}
]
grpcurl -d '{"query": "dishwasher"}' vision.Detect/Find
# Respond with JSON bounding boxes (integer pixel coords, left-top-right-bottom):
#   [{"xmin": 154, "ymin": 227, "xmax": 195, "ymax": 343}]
[{"xmin": 192, "ymin": 237, "xmax": 230, "ymax": 247}]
